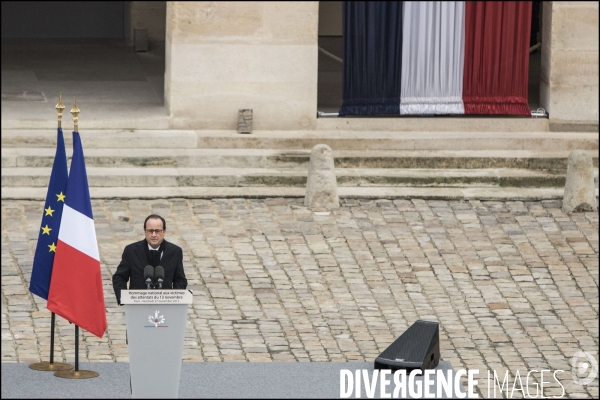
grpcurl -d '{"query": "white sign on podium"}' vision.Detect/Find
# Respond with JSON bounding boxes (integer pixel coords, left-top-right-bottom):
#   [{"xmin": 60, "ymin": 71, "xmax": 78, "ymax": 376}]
[{"xmin": 121, "ymin": 289, "xmax": 193, "ymax": 305}]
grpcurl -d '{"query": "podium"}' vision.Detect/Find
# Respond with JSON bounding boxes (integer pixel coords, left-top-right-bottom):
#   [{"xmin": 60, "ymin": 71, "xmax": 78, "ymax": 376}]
[{"xmin": 121, "ymin": 289, "xmax": 193, "ymax": 398}]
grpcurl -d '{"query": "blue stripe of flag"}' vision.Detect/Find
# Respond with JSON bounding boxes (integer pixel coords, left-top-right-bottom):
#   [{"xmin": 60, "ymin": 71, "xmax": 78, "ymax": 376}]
[{"xmin": 65, "ymin": 131, "xmax": 94, "ymax": 219}]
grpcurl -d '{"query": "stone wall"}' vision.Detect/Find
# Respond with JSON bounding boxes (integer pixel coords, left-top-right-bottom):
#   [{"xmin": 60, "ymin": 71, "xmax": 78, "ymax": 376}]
[
  {"xmin": 165, "ymin": 2, "xmax": 319, "ymax": 130},
  {"xmin": 540, "ymin": 1, "xmax": 599, "ymax": 124}
]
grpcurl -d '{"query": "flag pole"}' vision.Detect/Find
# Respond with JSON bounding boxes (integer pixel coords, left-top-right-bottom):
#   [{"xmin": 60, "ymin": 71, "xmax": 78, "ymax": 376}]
[
  {"xmin": 54, "ymin": 99, "xmax": 99, "ymax": 379},
  {"xmin": 50, "ymin": 312, "xmax": 55, "ymax": 364},
  {"xmin": 71, "ymin": 97, "xmax": 79, "ymax": 132},
  {"xmin": 29, "ymin": 94, "xmax": 73, "ymax": 373},
  {"xmin": 28, "ymin": 312, "xmax": 74, "ymax": 371},
  {"xmin": 57, "ymin": 93, "xmax": 64, "ymax": 128},
  {"xmin": 54, "ymin": 324, "xmax": 98, "ymax": 379},
  {"xmin": 75, "ymin": 325, "xmax": 79, "ymax": 371}
]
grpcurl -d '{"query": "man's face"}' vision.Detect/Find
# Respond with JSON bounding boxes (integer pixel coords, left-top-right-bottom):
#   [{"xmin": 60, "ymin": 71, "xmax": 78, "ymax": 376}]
[{"xmin": 145, "ymin": 218, "xmax": 165, "ymax": 249}]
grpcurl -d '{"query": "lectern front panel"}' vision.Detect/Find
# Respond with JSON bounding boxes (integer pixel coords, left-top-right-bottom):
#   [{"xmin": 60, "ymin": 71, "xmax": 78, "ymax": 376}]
[{"xmin": 125, "ymin": 303, "xmax": 188, "ymax": 398}]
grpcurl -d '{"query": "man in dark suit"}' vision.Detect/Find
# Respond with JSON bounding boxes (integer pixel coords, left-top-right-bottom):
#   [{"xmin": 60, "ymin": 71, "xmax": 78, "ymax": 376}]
[{"xmin": 112, "ymin": 214, "xmax": 187, "ymax": 305}]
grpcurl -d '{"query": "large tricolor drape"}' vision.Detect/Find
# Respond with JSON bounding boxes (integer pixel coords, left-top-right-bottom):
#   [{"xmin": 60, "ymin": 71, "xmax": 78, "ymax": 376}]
[{"xmin": 340, "ymin": 1, "xmax": 532, "ymax": 117}]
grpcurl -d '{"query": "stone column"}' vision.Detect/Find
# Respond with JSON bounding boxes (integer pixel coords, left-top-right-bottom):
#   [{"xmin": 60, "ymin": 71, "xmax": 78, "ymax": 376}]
[
  {"xmin": 164, "ymin": 2, "xmax": 319, "ymax": 130},
  {"xmin": 540, "ymin": 2, "xmax": 599, "ymax": 127}
]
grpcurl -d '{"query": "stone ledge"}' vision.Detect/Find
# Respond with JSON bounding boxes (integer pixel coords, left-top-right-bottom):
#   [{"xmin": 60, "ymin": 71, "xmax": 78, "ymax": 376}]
[
  {"xmin": 549, "ymin": 120, "xmax": 599, "ymax": 132},
  {"xmin": 315, "ymin": 116, "xmax": 550, "ymax": 132}
]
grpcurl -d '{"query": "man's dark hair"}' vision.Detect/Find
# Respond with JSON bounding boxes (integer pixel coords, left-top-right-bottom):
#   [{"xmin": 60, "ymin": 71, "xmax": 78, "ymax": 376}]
[{"xmin": 144, "ymin": 214, "xmax": 166, "ymax": 231}]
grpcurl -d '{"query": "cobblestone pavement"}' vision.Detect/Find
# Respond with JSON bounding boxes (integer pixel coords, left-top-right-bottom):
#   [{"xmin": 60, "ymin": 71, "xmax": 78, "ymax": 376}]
[{"xmin": 2, "ymin": 198, "xmax": 598, "ymax": 398}]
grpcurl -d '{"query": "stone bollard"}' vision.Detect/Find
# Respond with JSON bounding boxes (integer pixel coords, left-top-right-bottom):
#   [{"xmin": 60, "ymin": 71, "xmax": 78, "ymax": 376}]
[
  {"xmin": 563, "ymin": 150, "xmax": 597, "ymax": 213},
  {"xmin": 304, "ymin": 144, "xmax": 339, "ymax": 209}
]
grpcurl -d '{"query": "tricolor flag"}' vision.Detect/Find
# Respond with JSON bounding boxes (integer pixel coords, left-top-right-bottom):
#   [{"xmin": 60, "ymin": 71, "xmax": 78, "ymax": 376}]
[
  {"xmin": 30, "ymin": 128, "xmax": 68, "ymax": 300},
  {"xmin": 47, "ymin": 131, "xmax": 107, "ymax": 338},
  {"xmin": 340, "ymin": 1, "xmax": 532, "ymax": 117}
]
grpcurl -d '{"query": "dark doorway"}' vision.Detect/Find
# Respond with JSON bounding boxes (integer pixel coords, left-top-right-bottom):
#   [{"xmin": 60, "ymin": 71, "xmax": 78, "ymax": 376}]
[
  {"xmin": 1, "ymin": 1, "xmax": 125, "ymax": 39},
  {"xmin": 1, "ymin": 1, "xmax": 166, "ymax": 124},
  {"xmin": 318, "ymin": 2, "xmax": 344, "ymax": 114}
]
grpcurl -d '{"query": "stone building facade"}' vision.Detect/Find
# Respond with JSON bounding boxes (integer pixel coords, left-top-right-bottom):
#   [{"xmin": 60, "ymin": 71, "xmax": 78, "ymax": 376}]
[
  {"xmin": 137, "ymin": 1, "xmax": 597, "ymax": 131},
  {"xmin": 2, "ymin": 1, "xmax": 598, "ymax": 131}
]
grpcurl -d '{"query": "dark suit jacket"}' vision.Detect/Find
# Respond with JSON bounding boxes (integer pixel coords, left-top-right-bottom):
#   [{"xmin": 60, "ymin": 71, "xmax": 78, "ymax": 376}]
[{"xmin": 112, "ymin": 239, "xmax": 187, "ymax": 305}]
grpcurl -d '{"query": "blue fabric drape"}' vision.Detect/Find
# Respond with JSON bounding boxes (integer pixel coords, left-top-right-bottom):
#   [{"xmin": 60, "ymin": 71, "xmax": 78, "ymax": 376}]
[{"xmin": 339, "ymin": 1, "xmax": 404, "ymax": 116}]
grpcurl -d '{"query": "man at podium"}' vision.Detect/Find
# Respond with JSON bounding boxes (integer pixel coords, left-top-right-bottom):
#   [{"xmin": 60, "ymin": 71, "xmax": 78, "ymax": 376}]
[{"xmin": 112, "ymin": 214, "xmax": 187, "ymax": 305}]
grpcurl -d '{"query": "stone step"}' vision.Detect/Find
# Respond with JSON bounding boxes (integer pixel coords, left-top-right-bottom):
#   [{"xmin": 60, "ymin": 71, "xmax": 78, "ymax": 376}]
[
  {"xmin": 3, "ymin": 148, "xmax": 598, "ymax": 170},
  {"xmin": 1, "ymin": 130, "xmax": 598, "ymax": 151},
  {"xmin": 2, "ymin": 110, "xmax": 550, "ymax": 131},
  {"xmin": 0, "ymin": 130, "xmax": 198, "ymax": 148},
  {"xmin": 314, "ymin": 116, "xmax": 551, "ymax": 132},
  {"xmin": 4, "ymin": 167, "xmax": 596, "ymax": 188},
  {"xmin": 5, "ymin": 186, "xmax": 599, "ymax": 202},
  {"xmin": 315, "ymin": 116, "xmax": 600, "ymax": 133}
]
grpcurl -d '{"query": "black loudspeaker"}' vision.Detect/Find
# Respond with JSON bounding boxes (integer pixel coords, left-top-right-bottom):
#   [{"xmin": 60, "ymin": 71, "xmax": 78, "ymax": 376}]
[{"xmin": 374, "ymin": 320, "xmax": 440, "ymax": 371}]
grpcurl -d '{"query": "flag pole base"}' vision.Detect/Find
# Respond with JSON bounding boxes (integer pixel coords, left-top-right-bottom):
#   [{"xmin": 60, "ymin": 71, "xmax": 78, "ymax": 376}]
[
  {"xmin": 54, "ymin": 369, "xmax": 99, "ymax": 379},
  {"xmin": 29, "ymin": 362, "xmax": 73, "ymax": 371}
]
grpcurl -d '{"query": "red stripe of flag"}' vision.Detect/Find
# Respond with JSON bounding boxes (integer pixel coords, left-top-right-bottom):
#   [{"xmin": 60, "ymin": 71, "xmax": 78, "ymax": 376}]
[{"xmin": 47, "ymin": 240, "xmax": 107, "ymax": 338}]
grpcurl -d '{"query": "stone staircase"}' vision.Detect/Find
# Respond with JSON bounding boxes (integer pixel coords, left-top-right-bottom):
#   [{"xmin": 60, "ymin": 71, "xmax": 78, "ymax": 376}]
[{"xmin": 2, "ymin": 130, "xmax": 598, "ymax": 201}]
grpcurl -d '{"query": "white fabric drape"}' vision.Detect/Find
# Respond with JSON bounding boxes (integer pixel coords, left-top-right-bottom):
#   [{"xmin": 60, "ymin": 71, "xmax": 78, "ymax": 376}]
[{"xmin": 400, "ymin": 1, "xmax": 466, "ymax": 115}]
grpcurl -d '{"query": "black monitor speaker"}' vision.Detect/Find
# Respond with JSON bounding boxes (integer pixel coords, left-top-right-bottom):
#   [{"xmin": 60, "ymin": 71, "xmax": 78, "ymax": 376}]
[{"xmin": 374, "ymin": 320, "xmax": 440, "ymax": 371}]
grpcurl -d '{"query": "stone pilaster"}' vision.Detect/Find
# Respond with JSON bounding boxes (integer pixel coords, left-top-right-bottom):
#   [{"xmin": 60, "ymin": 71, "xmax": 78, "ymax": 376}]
[
  {"xmin": 540, "ymin": 1, "xmax": 599, "ymax": 125},
  {"xmin": 164, "ymin": 2, "xmax": 319, "ymax": 130}
]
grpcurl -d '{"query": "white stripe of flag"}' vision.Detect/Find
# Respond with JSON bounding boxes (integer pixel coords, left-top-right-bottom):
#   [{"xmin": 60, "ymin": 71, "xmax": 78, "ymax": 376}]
[{"xmin": 58, "ymin": 204, "xmax": 100, "ymax": 261}]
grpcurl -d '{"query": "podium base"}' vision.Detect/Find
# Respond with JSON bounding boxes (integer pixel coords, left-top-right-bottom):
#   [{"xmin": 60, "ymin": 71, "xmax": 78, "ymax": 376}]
[
  {"xmin": 54, "ymin": 370, "xmax": 99, "ymax": 379},
  {"xmin": 29, "ymin": 362, "xmax": 73, "ymax": 371}
]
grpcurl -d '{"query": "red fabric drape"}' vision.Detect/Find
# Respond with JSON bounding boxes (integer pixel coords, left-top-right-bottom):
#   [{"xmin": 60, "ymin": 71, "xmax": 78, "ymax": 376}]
[{"xmin": 463, "ymin": 1, "xmax": 532, "ymax": 116}]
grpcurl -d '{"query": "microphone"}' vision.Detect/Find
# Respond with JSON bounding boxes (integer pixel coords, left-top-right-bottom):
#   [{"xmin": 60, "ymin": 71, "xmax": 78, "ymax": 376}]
[
  {"xmin": 155, "ymin": 266, "xmax": 164, "ymax": 289},
  {"xmin": 144, "ymin": 265, "xmax": 154, "ymax": 289}
]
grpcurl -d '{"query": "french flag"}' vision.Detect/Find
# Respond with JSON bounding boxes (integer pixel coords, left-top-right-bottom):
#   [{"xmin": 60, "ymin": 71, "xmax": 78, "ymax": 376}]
[
  {"xmin": 339, "ymin": 1, "xmax": 532, "ymax": 117},
  {"xmin": 47, "ymin": 132, "xmax": 107, "ymax": 338}
]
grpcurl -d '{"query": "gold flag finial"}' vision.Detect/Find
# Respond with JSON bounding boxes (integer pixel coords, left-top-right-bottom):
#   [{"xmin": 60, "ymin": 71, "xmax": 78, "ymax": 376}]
[
  {"xmin": 71, "ymin": 97, "xmax": 80, "ymax": 132},
  {"xmin": 56, "ymin": 94, "xmax": 65, "ymax": 128}
]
